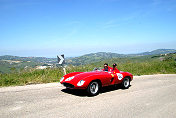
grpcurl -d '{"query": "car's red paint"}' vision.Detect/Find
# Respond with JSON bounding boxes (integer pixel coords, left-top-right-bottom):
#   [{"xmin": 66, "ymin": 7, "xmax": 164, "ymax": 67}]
[{"xmin": 60, "ymin": 70, "xmax": 133, "ymax": 89}]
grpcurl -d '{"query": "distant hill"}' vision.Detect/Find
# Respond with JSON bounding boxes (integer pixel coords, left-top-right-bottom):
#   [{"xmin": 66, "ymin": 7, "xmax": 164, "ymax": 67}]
[
  {"xmin": 66, "ymin": 53, "xmax": 121, "ymax": 65},
  {"xmin": 0, "ymin": 55, "xmax": 57, "ymax": 63},
  {"xmin": 66, "ymin": 49, "xmax": 176, "ymax": 65},
  {"xmin": 137, "ymin": 49, "xmax": 176, "ymax": 56},
  {"xmin": 66, "ymin": 52, "xmax": 130, "ymax": 65},
  {"xmin": 0, "ymin": 49, "xmax": 176, "ymax": 68},
  {"xmin": 0, "ymin": 55, "xmax": 57, "ymax": 73}
]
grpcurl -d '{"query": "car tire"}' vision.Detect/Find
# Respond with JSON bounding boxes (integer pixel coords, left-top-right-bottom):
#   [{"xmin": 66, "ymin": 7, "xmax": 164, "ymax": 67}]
[
  {"xmin": 87, "ymin": 81, "xmax": 100, "ymax": 96},
  {"xmin": 121, "ymin": 77, "xmax": 130, "ymax": 89}
]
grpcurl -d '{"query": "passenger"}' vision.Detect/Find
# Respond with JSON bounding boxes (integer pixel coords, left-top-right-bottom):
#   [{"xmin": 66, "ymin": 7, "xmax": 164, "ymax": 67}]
[
  {"xmin": 102, "ymin": 63, "xmax": 113, "ymax": 72},
  {"xmin": 112, "ymin": 63, "xmax": 120, "ymax": 73}
]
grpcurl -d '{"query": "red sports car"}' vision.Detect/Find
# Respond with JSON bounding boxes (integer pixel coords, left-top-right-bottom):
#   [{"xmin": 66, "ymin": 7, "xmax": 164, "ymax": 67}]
[{"xmin": 60, "ymin": 68, "xmax": 133, "ymax": 96}]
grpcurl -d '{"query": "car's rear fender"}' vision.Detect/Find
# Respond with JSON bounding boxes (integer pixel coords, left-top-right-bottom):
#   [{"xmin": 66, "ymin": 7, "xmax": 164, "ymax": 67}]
[{"xmin": 124, "ymin": 76, "xmax": 132, "ymax": 81}]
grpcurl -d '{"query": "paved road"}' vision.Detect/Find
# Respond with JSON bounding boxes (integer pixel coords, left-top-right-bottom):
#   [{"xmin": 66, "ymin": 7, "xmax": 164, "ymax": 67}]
[{"xmin": 0, "ymin": 74, "xmax": 176, "ymax": 118}]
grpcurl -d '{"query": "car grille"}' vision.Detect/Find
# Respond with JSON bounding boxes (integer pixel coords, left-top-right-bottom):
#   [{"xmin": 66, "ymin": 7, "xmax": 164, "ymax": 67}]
[{"xmin": 62, "ymin": 83, "xmax": 75, "ymax": 88}]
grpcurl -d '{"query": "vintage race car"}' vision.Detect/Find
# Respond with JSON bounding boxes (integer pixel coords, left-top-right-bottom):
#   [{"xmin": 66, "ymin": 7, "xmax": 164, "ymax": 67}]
[{"xmin": 60, "ymin": 68, "xmax": 133, "ymax": 96}]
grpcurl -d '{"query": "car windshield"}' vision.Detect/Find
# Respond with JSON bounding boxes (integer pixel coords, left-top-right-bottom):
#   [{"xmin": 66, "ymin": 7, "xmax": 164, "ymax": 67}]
[{"xmin": 92, "ymin": 67, "xmax": 103, "ymax": 71}]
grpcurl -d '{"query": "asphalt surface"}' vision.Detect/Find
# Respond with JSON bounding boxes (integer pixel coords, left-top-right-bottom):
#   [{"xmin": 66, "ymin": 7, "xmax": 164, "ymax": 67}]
[{"xmin": 0, "ymin": 74, "xmax": 176, "ymax": 118}]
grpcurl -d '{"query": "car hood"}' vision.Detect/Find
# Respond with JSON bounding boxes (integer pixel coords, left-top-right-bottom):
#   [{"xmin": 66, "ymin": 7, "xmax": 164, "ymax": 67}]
[{"xmin": 62, "ymin": 71, "xmax": 106, "ymax": 83}]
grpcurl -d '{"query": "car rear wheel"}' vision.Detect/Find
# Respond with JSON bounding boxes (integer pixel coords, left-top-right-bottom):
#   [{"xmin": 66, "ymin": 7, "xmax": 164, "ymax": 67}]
[
  {"xmin": 87, "ymin": 81, "xmax": 100, "ymax": 96},
  {"xmin": 121, "ymin": 77, "xmax": 130, "ymax": 89}
]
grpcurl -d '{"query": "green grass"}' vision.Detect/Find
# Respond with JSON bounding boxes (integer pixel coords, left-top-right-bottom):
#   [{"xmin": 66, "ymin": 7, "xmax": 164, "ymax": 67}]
[
  {"xmin": 117, "ymin": 60, "xmax": 176, "ymax": 75},
  {"xmin": 0, "ymin": 68, "xmax": 62, "ymax": 87},
  {"xmin": 0, "ymin": 54, "xmax": 176, "ymax": 87}
]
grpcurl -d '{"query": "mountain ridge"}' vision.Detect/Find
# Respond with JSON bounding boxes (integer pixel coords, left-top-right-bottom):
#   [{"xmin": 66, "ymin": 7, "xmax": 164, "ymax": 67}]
[
  {"xmin": 0, "ymin": 49, "xmax": 176, "ymax": 65},
  {"xmin": 66, "ymin": 49, "xmax": 176, "ymax": 65},
  {"xmin": 0, "ymin": 49, "xmax": 176, "ymax": 73}
]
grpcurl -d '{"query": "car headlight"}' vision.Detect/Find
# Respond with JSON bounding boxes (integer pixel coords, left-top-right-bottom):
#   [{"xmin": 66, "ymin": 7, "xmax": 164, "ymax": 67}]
[
  {"xmin": 60, "ymin": 77, "xmax": 64, "ymax": 82},
  {"xmin": 65, "ymin": 76, "xmax": 75, "ymax": 81},
  {"xmin": 77, "ymin": 80, "xmax": 85, "ymax": 86}
]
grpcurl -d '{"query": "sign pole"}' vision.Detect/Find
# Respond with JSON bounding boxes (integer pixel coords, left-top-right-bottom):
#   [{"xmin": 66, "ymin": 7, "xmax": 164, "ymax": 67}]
[{"xmin": 63, "ymin": 66, "xmax": 66, "ymax": 75}]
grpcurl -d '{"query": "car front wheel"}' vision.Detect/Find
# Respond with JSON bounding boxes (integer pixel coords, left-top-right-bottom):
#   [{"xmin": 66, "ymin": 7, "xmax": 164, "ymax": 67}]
[
  {"xmin": 121, "ymin": 77, "xmax": 130, "ymax": 89},
  {"xmin": 87, "ymin": 81, "xmax": 100, "ymax": 96}
]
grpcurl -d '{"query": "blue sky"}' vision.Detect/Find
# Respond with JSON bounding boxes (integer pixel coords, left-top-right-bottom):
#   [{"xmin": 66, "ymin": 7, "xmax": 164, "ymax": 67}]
[{"xmin": 0, "ymin": 0, "xmax": 176, "ymax": 57}]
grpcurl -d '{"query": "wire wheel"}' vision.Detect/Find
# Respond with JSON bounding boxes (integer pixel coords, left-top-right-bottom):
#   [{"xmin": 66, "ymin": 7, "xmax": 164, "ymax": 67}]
[
  {"xmin": 87, "ymin": 81, "xmax": 100, "ymax": 96},
  {"xmin": 122, "ymin": 77, "xmax": 130, "ymax": 89}
]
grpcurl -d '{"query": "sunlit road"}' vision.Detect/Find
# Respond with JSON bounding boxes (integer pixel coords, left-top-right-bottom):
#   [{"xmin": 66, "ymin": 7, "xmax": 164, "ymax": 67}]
[{"xmin": 0, "ymin": 74, "xmax": 176, "ymax": 118}]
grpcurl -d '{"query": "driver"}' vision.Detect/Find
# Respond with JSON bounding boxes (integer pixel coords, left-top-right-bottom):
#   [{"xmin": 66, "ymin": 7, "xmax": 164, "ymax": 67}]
[
  {"xmin": 112, "ymin": 63, "xmax": 120, "ymax": 73},
  {"xmin": 102, "ymin": 63, "xmax": 113, "ymax": 72}
]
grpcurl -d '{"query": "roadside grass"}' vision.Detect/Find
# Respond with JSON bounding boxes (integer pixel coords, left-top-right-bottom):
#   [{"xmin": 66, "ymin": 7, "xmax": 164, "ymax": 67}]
[
  {"xmin": 0, "ymin": 59, "xmax": 176, "ymax": 87},
  {"xmin": 117, "ymin": 60, "xmax": 176, "ymax": 76},
  {"xmin": 0, "ymin": 68, "xmax": 62, "ymax": 87}
]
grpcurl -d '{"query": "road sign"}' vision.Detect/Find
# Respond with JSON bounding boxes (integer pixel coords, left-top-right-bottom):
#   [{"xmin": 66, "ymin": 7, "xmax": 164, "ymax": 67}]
[{"xmin": 57, "ymin": 54, "xmax": 65, "ymax": 65}]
